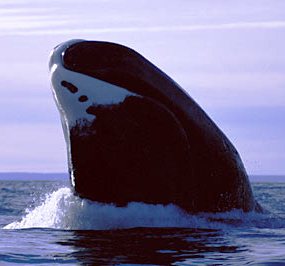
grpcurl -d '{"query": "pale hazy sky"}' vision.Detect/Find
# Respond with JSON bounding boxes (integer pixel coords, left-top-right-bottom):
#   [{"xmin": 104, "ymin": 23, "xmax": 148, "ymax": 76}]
[{"xmin": 0, "ymin": 0, "xmax": 284, "ymax": 176}]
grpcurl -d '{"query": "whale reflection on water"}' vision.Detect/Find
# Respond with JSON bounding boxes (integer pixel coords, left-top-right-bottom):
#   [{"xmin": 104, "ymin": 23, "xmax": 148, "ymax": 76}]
[{"xmin": 61, "ymin": 228, "xmax": 238, "ymax": 265}]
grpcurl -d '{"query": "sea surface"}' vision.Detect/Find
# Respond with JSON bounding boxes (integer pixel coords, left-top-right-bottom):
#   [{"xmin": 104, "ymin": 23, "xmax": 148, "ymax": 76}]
[{"xmin": 1, "ymin": 175, "xmax": 285, "ymax": 265}]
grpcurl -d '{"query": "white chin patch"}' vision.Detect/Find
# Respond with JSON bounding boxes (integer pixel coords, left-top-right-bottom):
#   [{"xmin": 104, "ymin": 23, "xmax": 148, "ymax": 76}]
[{"xmin": 50, "ymin": 50, "xmax": 136, "ymax": 129}]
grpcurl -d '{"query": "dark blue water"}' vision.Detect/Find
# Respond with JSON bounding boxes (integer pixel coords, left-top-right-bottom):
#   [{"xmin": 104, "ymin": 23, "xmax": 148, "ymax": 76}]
[{"xmin": 1, "ymin": 176, "xmax": 285, "ymax": 265}]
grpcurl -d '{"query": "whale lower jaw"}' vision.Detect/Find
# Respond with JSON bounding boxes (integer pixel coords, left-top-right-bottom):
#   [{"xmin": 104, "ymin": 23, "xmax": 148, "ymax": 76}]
[{"xmin": 66, "ymin": 97, "xmax": 258, "ymax": 213}]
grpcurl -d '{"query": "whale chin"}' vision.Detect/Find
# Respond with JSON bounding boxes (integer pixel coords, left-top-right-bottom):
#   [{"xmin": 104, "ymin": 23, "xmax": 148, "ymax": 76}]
[{"xmin": 50, "ymin": 39, "xmax": 262, "ymax": 213}]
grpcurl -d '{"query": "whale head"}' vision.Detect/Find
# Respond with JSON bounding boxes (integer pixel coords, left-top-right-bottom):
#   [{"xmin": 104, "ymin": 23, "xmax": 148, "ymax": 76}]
[{"xmin": 49, "ymin": 39, "xmax": 260, "ymax": 213}]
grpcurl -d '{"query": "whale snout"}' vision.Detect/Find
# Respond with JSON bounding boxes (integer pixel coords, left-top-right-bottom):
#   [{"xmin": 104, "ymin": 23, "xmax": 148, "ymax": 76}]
[
  {"xmin": 49, "ymin": 40, "xmax": 137, "ymax": 127},
  {"xmin": 49, "ymin": 39, "xmax": 84, "ymax": 72},
  {"xmin": 49, "ymin": 40, "xmax": 96, "ymax": 126}
]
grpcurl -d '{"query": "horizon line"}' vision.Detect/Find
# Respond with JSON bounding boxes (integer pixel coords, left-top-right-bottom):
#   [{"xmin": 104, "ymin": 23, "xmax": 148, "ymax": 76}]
[{"xmin": 0, "ymin": 172, "xmax": 284, "ymax": 176}]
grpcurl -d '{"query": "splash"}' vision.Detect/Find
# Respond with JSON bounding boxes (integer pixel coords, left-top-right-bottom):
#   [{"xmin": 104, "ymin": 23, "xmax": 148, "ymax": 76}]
[
  {"xmin": 3, "ymin": 187, "xmax": 280, "ymax": 230},
  {"xmin": 4, "ymin": 187, "xmax": 194, "ymax": 230}
]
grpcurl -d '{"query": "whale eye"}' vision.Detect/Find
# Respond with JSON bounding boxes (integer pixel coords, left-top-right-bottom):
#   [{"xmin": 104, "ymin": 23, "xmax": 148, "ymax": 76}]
[
  {"xmin": 61, "ymin": 81, "xmax": 78, "ymax": 93},
  {"xmin": 78, "ymin": 95, "xmax": 88, "ymax": 102}
]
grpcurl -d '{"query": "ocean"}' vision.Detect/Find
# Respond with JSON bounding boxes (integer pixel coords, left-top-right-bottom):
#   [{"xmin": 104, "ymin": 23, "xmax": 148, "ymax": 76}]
[{"xmin": 0, "ymin": 175, "xmax": 284, "ymax": 265}]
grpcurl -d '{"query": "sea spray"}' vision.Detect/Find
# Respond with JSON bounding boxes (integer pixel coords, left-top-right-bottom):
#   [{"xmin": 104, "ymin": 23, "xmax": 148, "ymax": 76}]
[
  {"xmin": 4, "ymin": 187, "xmax": 195, "ymax": 230},
  {"xmin": 4, "ymin": 187, "xmax": 282, "ymax": 230}
]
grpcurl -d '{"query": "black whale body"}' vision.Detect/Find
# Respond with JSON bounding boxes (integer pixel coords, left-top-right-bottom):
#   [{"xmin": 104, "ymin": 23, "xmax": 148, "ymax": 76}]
[{"xmin": 50, "ymin": 40, "xmax": 261, "ymax": 213}]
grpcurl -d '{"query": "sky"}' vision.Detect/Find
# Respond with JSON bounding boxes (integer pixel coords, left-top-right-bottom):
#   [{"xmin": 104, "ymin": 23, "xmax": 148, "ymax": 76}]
[{"xmin": 0, "ymin": 0, "xmax": 284, "ymax": 177}]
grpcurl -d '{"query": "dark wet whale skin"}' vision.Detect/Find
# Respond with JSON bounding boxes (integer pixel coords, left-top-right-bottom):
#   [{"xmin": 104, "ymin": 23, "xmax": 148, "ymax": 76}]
[{"xmin": 51, "ymin": 40, "xmax": 261, "ymax": 213}]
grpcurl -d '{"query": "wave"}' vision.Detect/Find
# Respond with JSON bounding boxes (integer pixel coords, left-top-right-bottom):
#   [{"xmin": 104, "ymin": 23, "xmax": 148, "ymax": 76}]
[{"xmin": 3, "ymin": 187, "xmax": 284, "ymax": 230}]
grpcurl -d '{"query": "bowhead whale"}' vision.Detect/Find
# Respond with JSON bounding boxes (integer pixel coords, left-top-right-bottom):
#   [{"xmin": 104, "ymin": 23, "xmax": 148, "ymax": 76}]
[{"xmin": 49, "ymin": 39, "xmax": 261, "ymax": 213}]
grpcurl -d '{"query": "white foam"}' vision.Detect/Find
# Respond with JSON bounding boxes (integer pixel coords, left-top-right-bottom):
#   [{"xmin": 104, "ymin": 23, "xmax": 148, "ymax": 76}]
[
  {"xmin": 2, "ymin": 187, "xmax": 209, "ymax": 230},
  {"xmin": 4, "ymin": 187, "xmax": 281, "ymax": 231}
]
